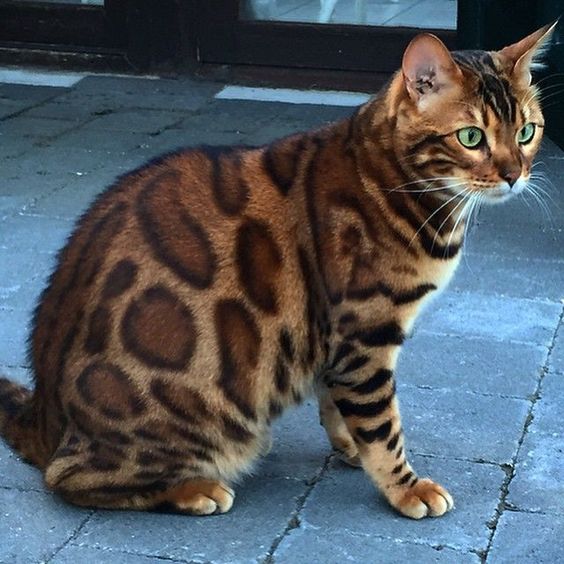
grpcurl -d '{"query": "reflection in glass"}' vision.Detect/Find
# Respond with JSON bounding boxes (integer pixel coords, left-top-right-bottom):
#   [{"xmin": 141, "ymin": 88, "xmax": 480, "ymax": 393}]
[
  {"xmin": 14, "ymin": 0, "xmax": 103, "ymax": 4},
  {"xmin": 241, "ymin": 0, "xmax": 457, "ymax": 30}
]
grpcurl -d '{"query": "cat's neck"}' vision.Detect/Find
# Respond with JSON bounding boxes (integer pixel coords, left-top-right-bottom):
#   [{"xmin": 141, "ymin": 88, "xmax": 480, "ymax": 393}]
[{"xmin": 347, "ymin": 90, "xmax": 468, "ymax": 249}]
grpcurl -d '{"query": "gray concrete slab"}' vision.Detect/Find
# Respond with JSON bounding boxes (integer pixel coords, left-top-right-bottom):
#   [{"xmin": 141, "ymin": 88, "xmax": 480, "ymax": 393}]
[
  {"xmin": 0, "ymin": 489, "xmax": 87, "ymax": 564},
  {"xmin": 0, "ymin": 214, "xmax": 74, "ymax": 254},
  {"xmin": 0, "ymin": 99, "xmax": 31, "ymax": 119},
  {"xmin": 52, "ymin": 545, "xmax": 183, "ymax": 564},
  {"xmin": 0, "ymin": 307, "xmax": 33, "ymax": 366},
  {"xmin": 549, "ymin": 324, "xmax": 564, "ymax": 375},
  {"xmin": 0, "ymin": 83, "xmax": 63, "ymax": 103},
  {"xmin": 297, "ymin": 456, "xmax": 504, "ymax": 553},
  {"xmin": 489, "ymin": 511, "xmax": 564, "ymax": 563},
  {"xmin": 79, "ymin": 108, "xmax": 183, "ymax": 134},
  {"xmin": 420, "ymin": 291, "xmax": 562, "ymax": 347},
  {"xmin": 261, "ymin": 400, "xmax": 330, "ymax": 480},
  {"xmin": 0, "ymin": 116, "xmax": 79, "ymax": 140},
  {"xmin": 398, "ymin": 332, "xmax": 546, "ymax": 398},
  {"xmin": 399, "ymin": 387, "xmax": 529, "ymax": 464},
  {"xmin": 276, "ymin": 528, "xmax": 481, "ymax": 564},
  {"xmin": 74, "ymin": 477, "xmax": 307, "ymax": 563},
  {"xmin": 0, "ymin": 442, "xmax": 44, "ymax": 491},
  {"xmin": 471, "ymin": 223, "xmax": 564, "ymax": 263},
  {"xmin": 506, "ymin": 372, "xmax": 564, "ymax": 515},
  {"xmin": 453, "ymin": 252, "xmax": 564, "ymax": 302}
]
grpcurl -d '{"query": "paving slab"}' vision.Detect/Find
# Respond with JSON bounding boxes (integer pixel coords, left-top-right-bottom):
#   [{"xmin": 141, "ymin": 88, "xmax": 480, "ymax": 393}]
[
  {"xmin": 79, "ymin": 108, "xmax": 183, "ymax": 134},
  {"xmin": 0, "ymin": 134, "xmax": 34, "ymax": 161},
  {"xmin": 0, "ymin": 83, "xmax": 63, "ymax": 103},
  {"xmin": 22, "ymin": 172, "xmax": 117, "ymax": 220},
  {"xmin": 548, "ymin": 323, "xmax": 564, "ymax": 375},
  {"xmin": 420, "ymin": 291, "xmax": 562, "ymax": 346},
  {"xmin": 74, "ymin": 477, "xmax": 307, "ymax": 563},
  {"xmin": 398, "ymin": 332, "xmax": 546, "ymax": 398},
  {"xmin": 0, "ymin": 116, "xmax": 79, "ymax": 140},
  {"xmin": 295, "ymin": 456, "xmax": 504, "ymax": 554},
  {"xmin": 0, "ymin": 442, "xmax": 44, "ymax": 491},
  {"xmin": 130, "ymin": 128, "xmax": 250, "ymax": 160},
  {"xmin": 52, "ymin": 545, "xmax": 184, "ymax": 564},
  {"xmin": 21, "ymin": 99, "xmax": 99, "ymax": 122},
  {"xmin": 0, "ymin": 307, "xmax": 33, "ymax": 366},
  {"xmin": 40, "ymin": 128, "xmax": 153, "ymax": 154},
  {"xmin": 506, "ymin": 372, "xmax": 564, "ymax": 515},
  {"xmin": 0, "ymin": 489, "xmax": 87, "ymax": 564},
  {"xmin": 276, "ymin": 528, "xmax": 480, "ymax": 564},
  {"xmin": 399, "ymin": 386, "xmax": 529, "ymax": 464},
  {"xmin": 0, "ymin": 98, "xmax": 31, "ymax": 119},
  {"xmin": 58, "ymin": 76, "xmax": 222, "ymax": 112},
  {"xmin": 0, "ymin": 214, "xmax": 74, "ymax": 254},
  {"xmin": 488, "ymin": 511, "xmax": 564, "ymax": 563},
  {"xmin": 261, "ymin": 400, "xmax": 330, "ymax": 481},
  {"xmin": 471, "ymin": 215, "xmax": 564, "ymax": 262},
  {"xmin": 453, "ymin": 252, "xmax": 564, "ymax": 302}
]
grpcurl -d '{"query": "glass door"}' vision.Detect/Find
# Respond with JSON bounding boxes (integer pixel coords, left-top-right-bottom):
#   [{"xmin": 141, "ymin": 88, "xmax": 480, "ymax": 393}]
[
  {"xmin": 196, "ymin": 0, "xmax": 458, "ymax": 78},
  {"xmin": 241, "ymin": 0, "xmax": 457, "ymax": 29}
]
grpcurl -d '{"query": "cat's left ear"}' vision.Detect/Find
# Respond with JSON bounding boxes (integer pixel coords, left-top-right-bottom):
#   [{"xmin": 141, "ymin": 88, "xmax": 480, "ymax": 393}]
[{"xmin": 499, "ymin": 21, "xmax": 558, "ymax": 87}]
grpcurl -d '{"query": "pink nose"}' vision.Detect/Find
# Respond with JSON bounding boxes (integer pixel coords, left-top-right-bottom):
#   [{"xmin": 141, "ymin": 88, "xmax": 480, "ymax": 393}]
[{"xmin": 501, "ymin": 168, "xmax": 520, "ymax": 187}]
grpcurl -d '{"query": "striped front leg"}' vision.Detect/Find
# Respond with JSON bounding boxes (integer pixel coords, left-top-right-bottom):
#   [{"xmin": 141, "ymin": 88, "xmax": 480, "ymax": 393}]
[{"xmin": 325, "ymin": 338, "xmax": 453, "ymax": 519}]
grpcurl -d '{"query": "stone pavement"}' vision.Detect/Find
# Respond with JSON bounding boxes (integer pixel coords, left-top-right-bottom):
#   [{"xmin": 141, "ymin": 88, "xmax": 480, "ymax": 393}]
[{"xmin": 0, "ymin": 73, "xmax": 563, "ymax": 564}]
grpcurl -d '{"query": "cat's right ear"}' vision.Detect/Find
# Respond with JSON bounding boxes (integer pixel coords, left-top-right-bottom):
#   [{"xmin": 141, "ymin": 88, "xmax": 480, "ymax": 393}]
[{"xmin": 402, "ymin": 33, "xmax": 462, "ymax": 105}]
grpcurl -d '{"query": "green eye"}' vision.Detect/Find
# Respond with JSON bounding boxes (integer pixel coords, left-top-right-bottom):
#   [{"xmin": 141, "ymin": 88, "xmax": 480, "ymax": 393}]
[
  {"xmin": 518, "ymin": 123, "xmax": 535, "ymax": 144},
  {"xmin": 457, "ymin": 127, "xmax": 484, "ymax": 149}
]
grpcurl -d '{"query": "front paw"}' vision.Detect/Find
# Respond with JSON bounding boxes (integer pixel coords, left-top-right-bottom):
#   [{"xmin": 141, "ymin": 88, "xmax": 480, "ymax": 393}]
[{"xmin": 389, "ymin": 478, "xmax": 454, "ymax": 519}]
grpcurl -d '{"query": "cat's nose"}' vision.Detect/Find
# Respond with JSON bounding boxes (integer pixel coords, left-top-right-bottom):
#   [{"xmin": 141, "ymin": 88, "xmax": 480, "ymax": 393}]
[{"xmin": 501, "ymin": 168, "xmax": 520, "ymax": 187}]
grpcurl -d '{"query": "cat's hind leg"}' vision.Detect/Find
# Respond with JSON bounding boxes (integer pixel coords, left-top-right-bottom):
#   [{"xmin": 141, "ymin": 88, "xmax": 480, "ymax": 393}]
[{"xmin": 44, "ymin": 430, "xmax": 235, "ymax": 515}]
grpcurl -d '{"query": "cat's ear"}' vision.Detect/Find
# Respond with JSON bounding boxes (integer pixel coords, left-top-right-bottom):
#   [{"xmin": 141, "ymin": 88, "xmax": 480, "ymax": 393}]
[
  {"xmin": 401, "ymin": 33, "xmax": 462, "ymax": 104},
  {"xmin": 499, "ymin": 21, "xmax": 558, "ymax": 87}
]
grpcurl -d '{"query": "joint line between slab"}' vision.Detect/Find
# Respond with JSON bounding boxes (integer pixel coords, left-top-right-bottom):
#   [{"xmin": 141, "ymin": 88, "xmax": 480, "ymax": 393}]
[
  {"xmin": 482, "ymin": 303, "xmax": 564, "ymax": 562},
  {"xmin": 262, "ymin": 454, "xmax": 333, "ymax": 563}
]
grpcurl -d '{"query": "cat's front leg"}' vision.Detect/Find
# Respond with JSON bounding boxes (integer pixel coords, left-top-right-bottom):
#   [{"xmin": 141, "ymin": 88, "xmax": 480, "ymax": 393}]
[
  {"xmin": 318, "ymin": 385, "xmax": 361, "ymax": 467},
  {"xmin": 326, "ymin": 340, "xmax": 453, "ymax": 519}
]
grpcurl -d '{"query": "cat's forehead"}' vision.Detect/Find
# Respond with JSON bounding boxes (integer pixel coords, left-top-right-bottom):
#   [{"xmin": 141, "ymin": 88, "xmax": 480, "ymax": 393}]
[{"xmin": 452, "ymin": 49, "xmax": 521, "ymax": 124}]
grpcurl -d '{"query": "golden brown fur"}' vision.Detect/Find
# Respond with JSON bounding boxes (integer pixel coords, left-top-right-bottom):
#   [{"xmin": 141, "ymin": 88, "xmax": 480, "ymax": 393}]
[{"xmin": 0, "ymin": 25, "xmax": 554, "ymax": 518}]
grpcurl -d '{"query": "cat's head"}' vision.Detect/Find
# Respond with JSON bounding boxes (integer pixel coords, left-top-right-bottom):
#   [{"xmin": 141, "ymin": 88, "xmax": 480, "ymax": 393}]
[{"xmin": 391, "ymin": 23, "xmax": 557, "ymax": 203}]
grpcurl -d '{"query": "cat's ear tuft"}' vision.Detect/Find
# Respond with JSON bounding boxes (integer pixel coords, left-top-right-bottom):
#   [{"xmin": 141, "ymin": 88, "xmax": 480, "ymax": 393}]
[
  {"xmin": 499, "ymin": 21, "xmax": 558, "ymax": 86},
  {"xmin": 402, "ymin": 33, "xmax": 462, "ymax": 104}
]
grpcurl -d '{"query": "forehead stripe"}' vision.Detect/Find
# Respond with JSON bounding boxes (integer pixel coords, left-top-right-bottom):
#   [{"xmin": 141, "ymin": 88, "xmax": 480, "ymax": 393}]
[{"xmin": 454, "ymin": 50, "xmax": 518, "ymax": 123}]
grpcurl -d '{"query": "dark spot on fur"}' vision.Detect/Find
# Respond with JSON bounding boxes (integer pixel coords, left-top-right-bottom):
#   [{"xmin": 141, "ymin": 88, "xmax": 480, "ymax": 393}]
[{"xmin": 122, "ymin": 285, "xmax": 197, "ymax": 370}]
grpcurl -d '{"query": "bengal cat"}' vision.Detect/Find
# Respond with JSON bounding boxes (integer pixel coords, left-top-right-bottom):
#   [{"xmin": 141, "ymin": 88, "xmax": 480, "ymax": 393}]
[{"xmin": 0, "ymin": 24, "xmax": 554, "ymax": 519}]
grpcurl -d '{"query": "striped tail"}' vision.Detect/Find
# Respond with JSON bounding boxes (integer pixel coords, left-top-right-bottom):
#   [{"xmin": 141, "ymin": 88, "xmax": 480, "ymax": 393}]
[{"xmin": 0, "ymin": 376, "xmax": 41, "ymax": 465}]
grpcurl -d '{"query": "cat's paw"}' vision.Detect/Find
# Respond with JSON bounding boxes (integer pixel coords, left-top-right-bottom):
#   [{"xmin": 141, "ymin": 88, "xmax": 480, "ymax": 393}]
[
  {"xmin": 167, "ymin": 480, "xmax": 235, "ymax": 515},
  {"xmin": 390, "ymin": 478, "xmax": 454, "ymax": 519}
]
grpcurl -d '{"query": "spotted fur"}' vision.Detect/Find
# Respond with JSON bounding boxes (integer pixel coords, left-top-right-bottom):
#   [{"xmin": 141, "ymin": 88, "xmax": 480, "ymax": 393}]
[{"xmin": 0, "ymin": 26, "xmax": 553, "ymax": 518}]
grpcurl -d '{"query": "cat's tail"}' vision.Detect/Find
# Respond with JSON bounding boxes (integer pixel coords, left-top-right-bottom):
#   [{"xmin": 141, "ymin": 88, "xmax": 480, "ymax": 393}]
[{"xmin": 0, "ymin": 376, "xmax": 43, "ymax": 466}]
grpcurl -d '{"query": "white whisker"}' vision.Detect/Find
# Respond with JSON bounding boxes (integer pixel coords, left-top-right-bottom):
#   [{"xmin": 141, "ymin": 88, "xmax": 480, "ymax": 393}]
[{"xmin": 407, "ymin": 190, "xmax": 465, "ymax": 250}]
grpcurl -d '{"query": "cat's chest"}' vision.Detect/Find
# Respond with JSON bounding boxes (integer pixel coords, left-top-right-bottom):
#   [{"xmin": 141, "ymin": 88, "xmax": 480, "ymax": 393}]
[{"xmin": 411, "ymin": 252, "xmax": 462, "ymax": 312}]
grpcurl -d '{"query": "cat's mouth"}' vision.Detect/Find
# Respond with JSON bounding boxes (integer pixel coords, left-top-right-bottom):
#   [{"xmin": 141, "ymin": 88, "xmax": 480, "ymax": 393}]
[{"xmin": 468, "ymin": 177, "xmax": 528, "ymax": 203}]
